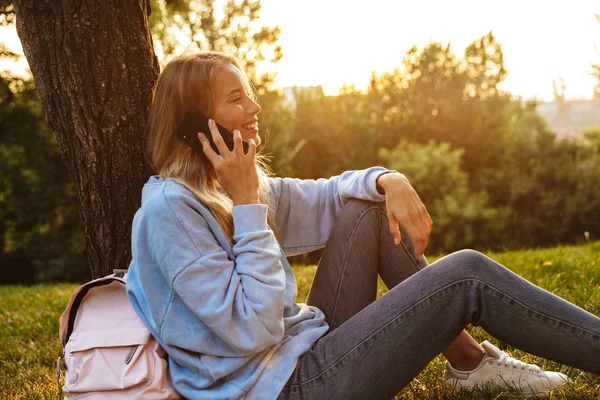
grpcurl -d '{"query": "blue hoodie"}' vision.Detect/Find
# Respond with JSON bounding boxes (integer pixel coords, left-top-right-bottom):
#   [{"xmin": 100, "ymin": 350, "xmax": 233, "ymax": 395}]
[{"xmin": 126, "ymin": 167, "xmax": 390, "ymax": 399}]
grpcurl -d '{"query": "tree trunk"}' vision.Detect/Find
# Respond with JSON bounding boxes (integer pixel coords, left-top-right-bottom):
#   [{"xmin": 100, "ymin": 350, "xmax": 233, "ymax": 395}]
[{"xmin": 13, "ymin": 0, "xmax": 159, "ymax": 278}]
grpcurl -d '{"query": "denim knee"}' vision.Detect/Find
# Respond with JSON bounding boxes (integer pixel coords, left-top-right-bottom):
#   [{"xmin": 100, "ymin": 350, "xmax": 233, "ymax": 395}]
[
  {"xmin": 341, "ymin": 198, "xmax": 386, "ymax": 215},
  {"xmin": 338, "ymin": 199, "xmax": 387, "ymax": 230},
  {"xmin": 442, "ymin": 249, "xmax": 506, "ymax": 282}
]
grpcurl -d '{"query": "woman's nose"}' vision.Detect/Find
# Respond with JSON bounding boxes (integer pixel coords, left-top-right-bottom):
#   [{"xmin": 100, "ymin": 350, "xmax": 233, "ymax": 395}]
[{"xmin": 249, "ymin": 99, "xmax": 261, "ymax": 115}]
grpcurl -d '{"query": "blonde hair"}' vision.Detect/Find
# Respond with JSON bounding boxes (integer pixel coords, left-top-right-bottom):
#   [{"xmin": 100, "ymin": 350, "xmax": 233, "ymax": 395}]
[{"xmin": 147, "ymin": 51, "xmax": 275, "ymax": 242}]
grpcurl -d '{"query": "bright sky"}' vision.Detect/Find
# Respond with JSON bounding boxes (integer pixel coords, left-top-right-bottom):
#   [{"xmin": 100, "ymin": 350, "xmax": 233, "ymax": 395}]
[
  {"xmin": 2, "ymin": 0, "xmax": 599, "ymax": 100},
  {"xmin": 259, "ymin": 0, "xmax": 600, "ymax": 99}
]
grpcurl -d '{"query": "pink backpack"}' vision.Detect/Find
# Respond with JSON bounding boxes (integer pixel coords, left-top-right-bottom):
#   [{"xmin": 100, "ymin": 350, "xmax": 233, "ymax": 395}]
[{"xmin": 57, "ymin": 270, "xmax": 181, "ymax": 399}]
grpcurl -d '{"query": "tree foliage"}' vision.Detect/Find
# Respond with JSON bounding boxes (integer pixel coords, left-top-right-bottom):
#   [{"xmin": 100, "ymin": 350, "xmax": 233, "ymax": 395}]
[
  {"xmin": 594, "ymin": 13, "xmax": 600, "ymax": 99},
  {"xmin": 1, "ymin": 2, "xmax": 88, "ymax": 283},
  {"xmin": 149, "ymin": 0, "xmax": 282, "ymax": 89},
  {"xmin": 0, "ymin": 72, "xmax": 88, "ymax": 283},
  {"xmin": 0, "ymin": 0, "xmax": 14, "ymax": 26},
  {"xmin": 283, "ymin": 32, "xmax": 600, "ymax": 253}
]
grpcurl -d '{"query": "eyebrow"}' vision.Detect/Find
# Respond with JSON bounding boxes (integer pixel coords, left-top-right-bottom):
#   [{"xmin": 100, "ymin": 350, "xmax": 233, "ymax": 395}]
[{"xmin": 226, "ymin": 88, "xmax": 242, "ymax": 97}]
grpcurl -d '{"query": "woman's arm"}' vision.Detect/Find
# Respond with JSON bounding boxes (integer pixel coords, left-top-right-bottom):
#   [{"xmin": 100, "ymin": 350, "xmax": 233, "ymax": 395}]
[
  {"xmin": 269, "ymin": 168, "xmax": 433, "ymax": 260},
  {"xmin": 268, "ymin": 167, "xmax": 390, "ymax": 256},
  {"xmin": 154, "ymin": 190, "xmax": 286, "ymax": 356}
]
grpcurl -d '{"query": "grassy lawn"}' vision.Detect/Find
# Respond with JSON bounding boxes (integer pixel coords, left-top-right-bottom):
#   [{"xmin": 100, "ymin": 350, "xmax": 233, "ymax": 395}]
[{"xmin": 1, "ymin": 242, "xmax": 599, "ymax": 399}]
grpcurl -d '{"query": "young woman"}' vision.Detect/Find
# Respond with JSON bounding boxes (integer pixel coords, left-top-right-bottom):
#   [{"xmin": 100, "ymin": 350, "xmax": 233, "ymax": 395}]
[{"xmin": 126, "ymin": 51, "xmax": 600, "ymax": 400}]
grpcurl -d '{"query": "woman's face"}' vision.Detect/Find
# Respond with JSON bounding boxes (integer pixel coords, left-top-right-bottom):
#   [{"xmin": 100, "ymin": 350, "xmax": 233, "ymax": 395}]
[{"xmin": 211, "ymin": 64, "xmax": 262, "ymax": 146}]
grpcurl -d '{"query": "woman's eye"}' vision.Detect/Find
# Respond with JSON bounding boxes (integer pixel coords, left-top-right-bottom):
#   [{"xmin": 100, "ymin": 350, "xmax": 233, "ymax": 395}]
[{"xmin": 231, "ymin": 97, "xmax": 241, "ymax": 103}]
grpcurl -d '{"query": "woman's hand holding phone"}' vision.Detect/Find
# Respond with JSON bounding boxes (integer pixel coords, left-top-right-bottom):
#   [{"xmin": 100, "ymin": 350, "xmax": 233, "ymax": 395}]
[{"xmin": 198, "ymin": 119, "xmax": 259, "ymax": 205}]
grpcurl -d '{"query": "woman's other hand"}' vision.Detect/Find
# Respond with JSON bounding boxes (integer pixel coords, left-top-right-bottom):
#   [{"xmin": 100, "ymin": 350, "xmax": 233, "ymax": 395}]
[
  {"xmin": 198, "ymin": 119, "xmax": 259, "ymax": 205},
  {"xmin": 377, "ymin": 173, "xmax": 432, "ymax": 261}
]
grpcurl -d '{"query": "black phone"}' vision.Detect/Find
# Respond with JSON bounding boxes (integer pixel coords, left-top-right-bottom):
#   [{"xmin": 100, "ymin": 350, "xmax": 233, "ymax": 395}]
[{"xmin": 176, "ymin": 108, "xmax": 249, "ymax": 155}]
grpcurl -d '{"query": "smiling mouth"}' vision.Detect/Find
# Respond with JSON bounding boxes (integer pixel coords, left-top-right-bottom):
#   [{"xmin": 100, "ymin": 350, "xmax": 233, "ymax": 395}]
[{"xmin": 242, "ymin": 122, "xmax": 258, "ymax": 130}]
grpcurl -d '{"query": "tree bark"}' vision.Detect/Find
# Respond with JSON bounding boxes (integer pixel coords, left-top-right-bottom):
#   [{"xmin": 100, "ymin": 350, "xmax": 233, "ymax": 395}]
[{"xmin": 13, "ymin": 0, "xmax": 159, "ymax": 278}]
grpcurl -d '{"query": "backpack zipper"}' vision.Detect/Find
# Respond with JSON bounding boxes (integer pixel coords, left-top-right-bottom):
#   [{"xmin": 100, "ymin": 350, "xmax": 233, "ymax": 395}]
[{"xmin": 125, "ymin": 345, "xmax": 139, "ymax": 364}]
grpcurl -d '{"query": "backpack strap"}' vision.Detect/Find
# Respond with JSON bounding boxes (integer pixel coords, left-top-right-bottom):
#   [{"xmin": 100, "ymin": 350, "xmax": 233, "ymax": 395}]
[
  {"xmin": 62, "ymin": 274, "xmax": 127, "ymax": 347},
  {"xmin": 113, "ymin": 269, "xmax": 127, "ymax": 278}
]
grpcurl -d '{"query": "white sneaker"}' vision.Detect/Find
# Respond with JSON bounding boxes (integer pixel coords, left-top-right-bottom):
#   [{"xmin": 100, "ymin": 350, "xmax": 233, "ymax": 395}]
[{"xmin": 444, "ymin": 341, "xmax": 569, "ymax": 395}]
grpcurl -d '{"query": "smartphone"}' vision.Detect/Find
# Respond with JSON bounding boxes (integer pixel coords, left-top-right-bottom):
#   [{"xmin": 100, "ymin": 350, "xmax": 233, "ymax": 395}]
[{"xmin": 176, "ymin": 108, "xmax": 249, "ymax": 155}]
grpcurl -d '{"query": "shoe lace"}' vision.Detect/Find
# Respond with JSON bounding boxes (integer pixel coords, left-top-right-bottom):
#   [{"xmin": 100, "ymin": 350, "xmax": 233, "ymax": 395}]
[{"xmin": 496, "ymin": 351, "xmax": 541, "ymax": 374}]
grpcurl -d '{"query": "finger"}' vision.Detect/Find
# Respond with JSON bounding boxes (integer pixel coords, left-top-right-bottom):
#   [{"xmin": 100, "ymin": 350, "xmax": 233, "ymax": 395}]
[
  {"xmin": 415, "ymin": 244, "xmax": 424, "ymax": 262},
  {"xmin": 425, "ymin": 208, "xmax": 433, "ymax": 225},
  {"xmin": 421, "ymin": 216, "xmax": 431, "ymax": 249},
  {"xmin": 419, "ymin": 233, "xmax": 429, "ymax": 261},
  {"xmin": 246, "ymin": 137, "xmax": 257, "ymax": 159},
  {"xmin": 208, "ymin": 119, "xmax": 229, "ymax": 155},
  {"xmin": 388, "ymin": 214, "xmax": 401, "ymax": 246},
  {"xmin": 232, "ymin": 130, "xmax": 244, "ymax": 156},
  {"xmin": 197, "ymin": 132, "xmax": 220, "ymax": 165},
  {"xmin": 400, "ymin": 220, "xmax": 422, "ymax": 261},
  {"xmin": 414, "ymin": 224, "xmax": 428, "ymax": 262},
  {"xmin": 418, "ymin": 211, "xmax": 433, "ymax": 260}
]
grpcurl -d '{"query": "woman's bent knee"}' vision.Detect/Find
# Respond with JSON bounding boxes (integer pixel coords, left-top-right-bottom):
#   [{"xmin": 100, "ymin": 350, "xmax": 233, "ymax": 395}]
[
  {"xmin": 443, "ymin": 249, "xmax": 498, "ymax": 277},
  {"xmin": 342, "ymin": 198, "xmax": 385, "ymax": 214},
  {"xmin": 338, "ymin": 199, "xmax": 386, "ymax": 226},
  {"xmin": 454, "ymin": 249, "xmax": 487, "ymax": 264}
]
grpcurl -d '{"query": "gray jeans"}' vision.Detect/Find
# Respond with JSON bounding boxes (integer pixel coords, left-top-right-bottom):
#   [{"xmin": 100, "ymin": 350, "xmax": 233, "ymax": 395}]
[{"xmin": 277, "ymin": 199, "xmax": 600, "ymax": 400}]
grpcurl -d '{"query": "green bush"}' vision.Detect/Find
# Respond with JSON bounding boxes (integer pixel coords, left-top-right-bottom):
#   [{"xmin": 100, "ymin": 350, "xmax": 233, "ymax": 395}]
[{"xmin": 379, "ymin": 140, "xmax": 509, "ymax": 252}]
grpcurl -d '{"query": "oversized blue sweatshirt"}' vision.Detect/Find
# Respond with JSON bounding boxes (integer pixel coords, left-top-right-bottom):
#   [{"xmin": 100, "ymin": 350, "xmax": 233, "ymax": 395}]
[{"xmin": 126, "ymin": 167, "xmax": 390, "ymax": 399}]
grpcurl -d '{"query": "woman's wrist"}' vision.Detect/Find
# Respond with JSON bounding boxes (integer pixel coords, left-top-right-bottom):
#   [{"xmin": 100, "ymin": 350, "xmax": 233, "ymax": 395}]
[
  {"xmin": 232, "ymin": 203, "xmax": 269, "ymax": 234},
  {"xmin": 376, "ymin": 172, "xmax": 405, "ymax": 194},
  {"xmin": 232, "ymin": 195, "xmax": 261, "ymax": 206}
]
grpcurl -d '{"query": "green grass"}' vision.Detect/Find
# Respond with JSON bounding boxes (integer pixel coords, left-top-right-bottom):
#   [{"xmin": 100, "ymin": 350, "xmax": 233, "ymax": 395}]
[{"xmin": 1, "ymin": 242, "xmax": 599, "ymax": 399}]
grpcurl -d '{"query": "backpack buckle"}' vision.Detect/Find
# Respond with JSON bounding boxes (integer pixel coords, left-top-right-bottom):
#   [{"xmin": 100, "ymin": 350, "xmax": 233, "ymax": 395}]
[{"xmin": 56, "ymin": 352, "xmax": 66, "ymax": 378}]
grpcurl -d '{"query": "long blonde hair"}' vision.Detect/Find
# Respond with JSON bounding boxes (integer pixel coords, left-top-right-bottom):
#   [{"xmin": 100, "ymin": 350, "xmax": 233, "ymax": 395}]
[{"xmin": 147, "ymin": 51, "xmax": 275, "ymax": 242}]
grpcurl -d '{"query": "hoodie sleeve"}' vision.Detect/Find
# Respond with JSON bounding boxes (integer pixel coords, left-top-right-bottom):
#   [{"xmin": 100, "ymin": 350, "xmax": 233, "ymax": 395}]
[
  {"xmin": 156, "ymin": 190, "xmax": 285, "ymax": 356},
  {"xmin": 269, "ymin": 166, "xmax": 393, "ymax": 256}
]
